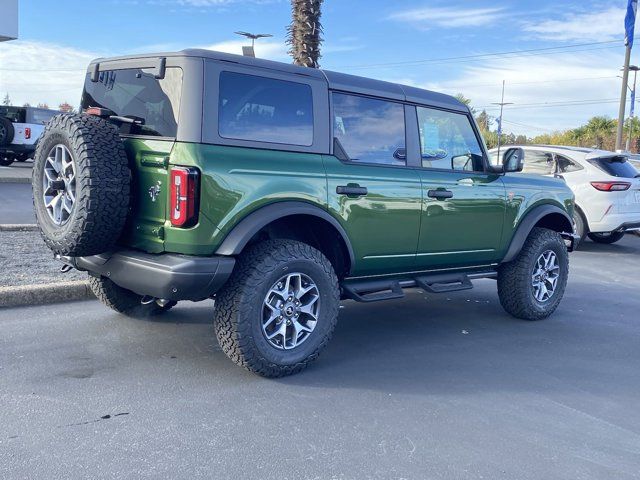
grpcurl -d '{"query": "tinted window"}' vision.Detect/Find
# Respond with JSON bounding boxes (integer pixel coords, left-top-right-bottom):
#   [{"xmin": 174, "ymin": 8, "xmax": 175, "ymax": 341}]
[
  {"xmin": 218, "ymin": 72, "xmax": 313, "ymax": 146},
  {"xmin": 416, "ymin": 107, "xmax": 483, "ymax": 171},
  {"xmin": 589, "ymin": 156, "xmax": 639, "ymax": 178},
  {"xmin": 556, "ymin": 154, "xmax": 582, "ymax": 173},
  {"xmin": 28, "ymin": 109, "xmax": 58, "ymax": 125},
  {"xmin": 82, "ymin": 67, "xmax": 183, "ymax": 137},
  {"xmin": 523, "ymin": 150, "xmax": 555, "ymax": 175},
  {"xmin": 333, "ymin": 93, "xmax": 405, "ymax": 166}
]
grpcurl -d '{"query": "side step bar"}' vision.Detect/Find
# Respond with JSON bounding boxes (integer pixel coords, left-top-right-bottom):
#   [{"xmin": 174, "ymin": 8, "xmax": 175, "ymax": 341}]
[{"xmin": 341, "ymin": 271, "xmax": 496, "ymax": 303}]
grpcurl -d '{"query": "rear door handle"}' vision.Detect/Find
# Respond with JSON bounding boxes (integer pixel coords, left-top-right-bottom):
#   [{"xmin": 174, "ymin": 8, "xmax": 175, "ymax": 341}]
[
  {"xmin": 337, "ymin": 185, "xmax": 368, "ymax": 197},
  {"xmin": 427, "ymin": 189, "xmax": 453, "ymax": 200}
]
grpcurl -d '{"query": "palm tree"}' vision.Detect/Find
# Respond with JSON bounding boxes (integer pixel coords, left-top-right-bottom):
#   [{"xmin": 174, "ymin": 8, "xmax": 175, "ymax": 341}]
[
  {"xmin": 584, "ymin": 116, "xmax": 616, "ymax": 149},
  {"xmin": 287, "ymin": 0, "xmax": 324, "ymax": 68},
  {"xmin": 567, "ymin": 126, "xmax": 587, "ymax": 147}
]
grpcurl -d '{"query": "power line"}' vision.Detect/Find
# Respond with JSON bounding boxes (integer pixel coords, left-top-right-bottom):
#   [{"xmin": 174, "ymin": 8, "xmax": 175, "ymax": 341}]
[{"xmin": 335, "ymin": 39, "xmax": 624, "ymax": 70}]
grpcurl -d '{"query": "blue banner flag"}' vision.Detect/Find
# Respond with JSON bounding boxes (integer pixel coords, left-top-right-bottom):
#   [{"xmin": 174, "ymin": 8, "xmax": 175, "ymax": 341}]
[{"xmin": 626, "ymin": 0, "xmax": 638, "ymax": 48}]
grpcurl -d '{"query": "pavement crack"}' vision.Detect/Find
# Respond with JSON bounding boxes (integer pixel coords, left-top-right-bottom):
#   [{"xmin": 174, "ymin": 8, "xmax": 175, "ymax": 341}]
[{"xmin": 58, "ymin": 412, "xmax": 129, "ymax": 428}]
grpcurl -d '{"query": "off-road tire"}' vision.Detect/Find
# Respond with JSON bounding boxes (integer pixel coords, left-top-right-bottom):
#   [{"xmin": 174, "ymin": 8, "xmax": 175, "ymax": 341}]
[
  {"xmin": 213, "ymin": 240, "xmax": 340, "ymax": 378},
  {"xmin": 497, "ymin": 227, "xmax": 569, "ymax": 321},
  {"xmin": 32, "ymin": 114, "xmax": 130, "ymax": 256},
  {"xmin": 89, "ymin": 276, "xmax": 176, "ymax": 317},
  {"xmin": 588, "ymin": 231, "xmax": 625, "ymax": 244},
  {"xmin": 0, "ymin": 117, "xmax": 14, "ymax": 145},
  {"xmin": 573, "ymin": 208, "xmax": 587, "ymax": 247}
]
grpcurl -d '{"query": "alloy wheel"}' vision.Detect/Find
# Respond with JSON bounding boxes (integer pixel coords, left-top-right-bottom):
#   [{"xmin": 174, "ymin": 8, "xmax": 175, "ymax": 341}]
[
  {"xmin": 262, "ymin": 272, "xmax": 320, "ymax": 350},
  {"xmin": 42, "ymin": 144, "xmax": 76, "ymax": 225},
  {"xmin": 531, "ymin": 250, "xmax": 560, "ymax": 303}
]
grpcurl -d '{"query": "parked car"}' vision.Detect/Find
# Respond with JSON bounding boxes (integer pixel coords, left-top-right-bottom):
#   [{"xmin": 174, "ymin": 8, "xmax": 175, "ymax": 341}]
[
  {"xmin": 489, "ymin": 145, "xmax": 640, "ymax": 245},
  {"xmin": 0, "ymin": 106, "xmax": 59, "ymax": 166},
  {"xmin": 32, "ymin": 49, "xmax": 577, "ymax": 377}
]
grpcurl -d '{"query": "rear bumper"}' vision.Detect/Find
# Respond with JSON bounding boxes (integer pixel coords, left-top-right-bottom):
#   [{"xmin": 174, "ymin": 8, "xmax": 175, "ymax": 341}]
[
  {"xmin": 0, "ymin": 144, "xmax": 35, "ymax": 155},
  {"xmin": 590, "ymin": 216, "xmax": 640, "ymax": 233},
  {"xmin": 59, "ymin": 249, "xmax": 235, "ymax": 302}
]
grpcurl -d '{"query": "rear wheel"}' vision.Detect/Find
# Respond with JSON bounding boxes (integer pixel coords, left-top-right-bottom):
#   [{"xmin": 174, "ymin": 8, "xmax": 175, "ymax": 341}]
[
  {"xmin": 498, "ymin": 227, "xmax": 569, "ymax": 321},
  {"xmin": 89, "ymin": 276, "xmax": 176, "ymax": 317},
  {"xmin": 213, "ymin": 239, "xmax": 340, "ymax": 377},
  {"xmin": 588, "ymin": 231, "xmax": 625, "ymax": 244},
  {"xmin": 0, "ymin": 153, "xmax": 14, "ymax": 167},
  {"xmin": 573, "ymin": 208, "xmax": 587, "ymax": 247}
]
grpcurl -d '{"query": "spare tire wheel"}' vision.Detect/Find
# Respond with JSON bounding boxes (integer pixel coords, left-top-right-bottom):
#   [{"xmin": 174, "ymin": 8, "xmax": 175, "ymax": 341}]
[
  {"xmin": 32, "ymin": 114, "xmax": 131, "ymax": 256},
  {"xmin": 0, "ymin": 117, "xmax": 14, "ymax": 145}
]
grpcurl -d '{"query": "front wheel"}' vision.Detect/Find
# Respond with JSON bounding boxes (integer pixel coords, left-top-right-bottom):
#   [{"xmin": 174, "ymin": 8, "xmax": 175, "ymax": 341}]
[
  {"xmin": 497, "ymin": 227, "xmax": 569, "ymax": 321},
  {"xmin": 213, "ymin": 240, "xmax": 340, "ymax": 378},
  {"xmin": 588, "ymin": 231, "xmax": 625, "ymax": 244}
]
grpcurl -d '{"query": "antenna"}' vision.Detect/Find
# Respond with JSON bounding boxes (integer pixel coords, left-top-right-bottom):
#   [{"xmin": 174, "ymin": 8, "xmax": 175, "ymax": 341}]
[{"xmin": 234, "ymin": 31, "xmax": 273, "ymax": 57}]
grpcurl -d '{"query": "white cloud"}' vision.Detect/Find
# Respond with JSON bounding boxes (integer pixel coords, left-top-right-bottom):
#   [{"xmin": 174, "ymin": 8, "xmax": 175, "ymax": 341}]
[
  {"xmin": 523, "ymin": 6, "xmax": 625, "ymax": 42},
  {"xmin": 0, "ymin": 40, "xmax": 97, "ymax": 108},
  {"xmin": 411, "ymin": 50, "xmax": 623, "ymax": 136},
  {"xmin": 201, "ymin": 38, "xmax": 289, "ymax": 61},
  {"xmin": 389, "ymin": 6, "xmax": 507, "ymax": 28}
]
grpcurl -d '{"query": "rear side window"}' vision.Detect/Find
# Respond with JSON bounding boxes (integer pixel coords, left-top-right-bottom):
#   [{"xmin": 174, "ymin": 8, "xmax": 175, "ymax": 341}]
[
  {"xmin": 218, "ymin": 72, "xmax": 313, "ymax": 146},
  {"xmin": 589, "ymin": 156, "xmax": 639, "ymax": 178},
  {"xmin": 332, "ymin": 92, "xmax": 405, "ymax": 166},
  {"xmin": 416, "ymin": 106, "xmax": 484, "ymax": 171},
  {"xmin": 81, "ymin": 67, "xmax": 183, "ymax": 137},
  {"xmin": 522, "ymin": 150, "xmax": 555, "ymax": 175},
  {"xmin": 556, "ymin": 154, "xmax": 582, "ymax": 173}
]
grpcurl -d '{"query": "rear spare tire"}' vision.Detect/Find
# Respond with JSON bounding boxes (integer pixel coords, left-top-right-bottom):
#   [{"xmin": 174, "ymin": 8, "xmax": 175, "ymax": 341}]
[
  {"xmin": 32, "ymin": 114, "xmax": 130, "ymax": 256},
  {"xmin": 0, "ymin": 117, "xmax": 14, "ymax": 145}
]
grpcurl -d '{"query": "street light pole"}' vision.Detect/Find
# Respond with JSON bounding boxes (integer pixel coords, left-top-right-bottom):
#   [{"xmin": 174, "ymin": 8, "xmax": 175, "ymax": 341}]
[{"xmin": 491, "ymin": 80, "xmax": 514, "ymax": 161}]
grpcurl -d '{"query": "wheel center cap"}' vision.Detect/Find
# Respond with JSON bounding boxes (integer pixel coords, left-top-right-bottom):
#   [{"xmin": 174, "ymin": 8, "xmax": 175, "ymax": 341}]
[{"xmin": 284, "ymin": 305, "xmax": 295, "ymax": 317}]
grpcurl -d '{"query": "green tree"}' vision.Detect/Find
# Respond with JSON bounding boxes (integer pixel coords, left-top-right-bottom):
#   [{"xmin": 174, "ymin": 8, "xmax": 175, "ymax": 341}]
[
  {"xmin": 287, "ymin": 0, "xmax": 324, "ymax": 68},
  {"xmin": 455, "ymin": 93, "xmax": 476, "ymax": 115},
  {"xmin": 584, "ymin": 116, "xmax": 616, "ymax": 149},
  {"xmin": 2, "ymin": 93, "xmax": 10, "ymax": 106}
]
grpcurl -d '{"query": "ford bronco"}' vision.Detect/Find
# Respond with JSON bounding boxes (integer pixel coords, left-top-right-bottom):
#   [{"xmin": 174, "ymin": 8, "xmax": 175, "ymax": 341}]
[{"xmin": 32, "ymin": 50, "xmax": 577, "ymax": 377}]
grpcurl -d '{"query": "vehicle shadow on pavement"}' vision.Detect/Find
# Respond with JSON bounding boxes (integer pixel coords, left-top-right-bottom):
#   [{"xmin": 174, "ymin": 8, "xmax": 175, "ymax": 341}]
[{"xmin": 576, "ymin": 237, "xmax": 638, "ymax": 254}]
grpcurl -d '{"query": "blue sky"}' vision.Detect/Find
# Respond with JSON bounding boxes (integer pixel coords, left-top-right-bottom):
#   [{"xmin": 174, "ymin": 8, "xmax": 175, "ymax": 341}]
[{"xmin": 0, "ymin": 0, "xmax": 636, "ymax": 136}]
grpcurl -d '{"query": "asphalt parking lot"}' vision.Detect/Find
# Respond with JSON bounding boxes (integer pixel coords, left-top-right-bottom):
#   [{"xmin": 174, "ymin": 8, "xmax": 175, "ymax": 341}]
[{"xmin": 1, "ymin": 235, "xmax": 640, "ymax": 479}]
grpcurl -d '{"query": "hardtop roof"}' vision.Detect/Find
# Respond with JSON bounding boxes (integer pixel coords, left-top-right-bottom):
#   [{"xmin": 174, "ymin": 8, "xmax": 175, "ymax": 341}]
[{"xmin": 87, "ymin": 48, "xmax": 468, "ymax": 112}]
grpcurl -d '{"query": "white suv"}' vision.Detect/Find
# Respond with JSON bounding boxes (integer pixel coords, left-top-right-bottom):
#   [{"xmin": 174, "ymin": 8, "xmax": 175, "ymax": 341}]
[
  {"xmin": 489, "ymin": 145, "xmax": 640, "ymax": 245},
  {"xmin": 0, "ymin": 106, "xmax": 59, "ymax": 166}
]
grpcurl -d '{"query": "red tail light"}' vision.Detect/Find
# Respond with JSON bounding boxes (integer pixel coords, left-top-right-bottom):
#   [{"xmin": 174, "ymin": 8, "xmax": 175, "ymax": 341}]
[
  {"xmin": 170, "ymin": 167, "xmax": 199, "ymax": 227},
  {"xmin": 590, "ymin": 181, "xmax": 631, "ymax": 192},
  {"xmin": 24, "ymin": 127, "xmax": 31, "ymax": 139}
]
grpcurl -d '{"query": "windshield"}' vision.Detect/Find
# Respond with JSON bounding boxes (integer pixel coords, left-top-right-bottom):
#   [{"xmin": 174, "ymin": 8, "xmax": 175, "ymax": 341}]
[
  {"xmin": 588, "ymin": 156, "xmax": 639, "ymax": 178},
  {"xmin": 81, "ymin": 66, "xmax": 183, "ymax": 137}
]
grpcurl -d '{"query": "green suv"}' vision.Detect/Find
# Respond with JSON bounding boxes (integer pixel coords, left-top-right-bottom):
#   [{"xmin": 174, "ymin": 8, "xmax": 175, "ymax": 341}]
[{"xmin": 32, "ymin": 50, "xmax": 577, "ymax": 377}]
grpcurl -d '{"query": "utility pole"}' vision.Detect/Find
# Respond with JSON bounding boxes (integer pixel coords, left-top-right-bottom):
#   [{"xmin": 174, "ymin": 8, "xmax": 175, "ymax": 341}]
[
  {"xmin": 617, "ymin": 46, "xmax": 633, "ymax": 151},
  {"xmin": 491, "ymin": 80, "xmax": 513, "ymax": 160},
  {"xmin": 617, "ymin": 0, "xmax": 638, "ymax": 151},
  {"xmin": 626, "ymin": 65, "xmax": 639, "ymax": 151}
]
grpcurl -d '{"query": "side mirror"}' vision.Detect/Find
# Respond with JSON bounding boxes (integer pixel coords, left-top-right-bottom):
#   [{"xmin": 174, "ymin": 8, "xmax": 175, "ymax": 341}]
[{"xmin": 503, "ymin": 148, "xmax": 525, "ymax": 173}]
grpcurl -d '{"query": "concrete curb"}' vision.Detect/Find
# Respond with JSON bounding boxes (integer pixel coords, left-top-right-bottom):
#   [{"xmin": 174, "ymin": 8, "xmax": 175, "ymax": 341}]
[
  {"xmin": 0, "ymin": 281, "xmax": 95, "ymax": 308},
  {"xmin": 0, "ymin": 224, "xmax": 38, "ymax": 232},
  {"xmin": 0, "ymin": 176, "xmax": 31, "ymax": 184}
]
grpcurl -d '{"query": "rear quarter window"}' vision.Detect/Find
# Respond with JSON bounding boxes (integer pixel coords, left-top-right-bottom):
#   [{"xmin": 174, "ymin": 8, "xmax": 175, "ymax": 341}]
[
  {"xmin": 218, "ymin": 71, "xmax": 314, "ymax": 147},
  {"xmin": 81, "ymin": 67, "xmax": 183, "ymax": 137},
  {"xmin": 589, "ymin": 157, "xmax": 639, "ymax": 178}
]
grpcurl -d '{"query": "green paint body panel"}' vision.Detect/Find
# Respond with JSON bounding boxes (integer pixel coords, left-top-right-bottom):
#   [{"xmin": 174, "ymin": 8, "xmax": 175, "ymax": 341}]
[{"xmin": 121, "ymin": 141, "xmax": 574, "ymax": 279}]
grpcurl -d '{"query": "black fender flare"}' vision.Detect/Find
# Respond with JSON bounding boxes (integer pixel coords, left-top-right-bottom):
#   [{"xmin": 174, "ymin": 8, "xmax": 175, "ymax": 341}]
[
  {"xmin": 501, "ymin": 204, "xmax": 573, "ymax": 263},
  {"xmin": 215, "ymin": 201, "xmax": 355, "ymax": 270}
]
